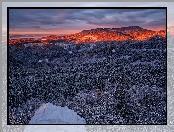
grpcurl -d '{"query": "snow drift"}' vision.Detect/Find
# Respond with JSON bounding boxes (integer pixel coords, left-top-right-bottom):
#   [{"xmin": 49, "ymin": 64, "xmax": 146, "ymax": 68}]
[{"xmin": 28, "ymin": 102, "xmax": 86, "ymax": 124}]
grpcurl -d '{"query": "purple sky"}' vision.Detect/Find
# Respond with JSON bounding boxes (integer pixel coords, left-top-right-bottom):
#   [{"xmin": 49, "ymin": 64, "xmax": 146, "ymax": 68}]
[
  {"xmin": 2, "ymin": 2, "xmax": 173, "ymax": 35},
  {"xmin": 9, "ymin": 8, "xmax": 166, "ymax": 35}
]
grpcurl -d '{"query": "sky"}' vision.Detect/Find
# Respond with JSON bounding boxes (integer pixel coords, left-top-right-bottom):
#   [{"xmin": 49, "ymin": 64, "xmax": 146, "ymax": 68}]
[
  {"xmin": 8, "ymin": 8, "xmax": 166, "ymax": 35},
  {"xmin": 2, "ymin": 2, "xmax": 174, "ymax": 35}
]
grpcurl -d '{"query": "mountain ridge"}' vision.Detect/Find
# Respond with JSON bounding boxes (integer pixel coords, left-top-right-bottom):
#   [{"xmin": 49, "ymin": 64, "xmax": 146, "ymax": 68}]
[
  {"xmin": 8, "ymin": 26, "xmax": 168, "ymax": 45},
  {"xmin": 64, "ymin": 26, "xmax": 166, "ymax": 44}
]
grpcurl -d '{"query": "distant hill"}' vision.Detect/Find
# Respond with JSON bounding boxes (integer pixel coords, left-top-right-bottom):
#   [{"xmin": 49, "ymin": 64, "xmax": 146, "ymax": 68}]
[
  {"xmin": 64, "ymin": 26, "xmax": 166, "ymax": 44},
  {"xmin": 8, "ymin": 26, "xmax": 167, "ymax": 45}
]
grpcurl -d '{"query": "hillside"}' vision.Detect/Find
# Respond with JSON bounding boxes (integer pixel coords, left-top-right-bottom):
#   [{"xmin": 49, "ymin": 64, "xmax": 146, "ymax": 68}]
[
  {"xmin": 62, "ymin": 26, "xmax": 166, "ymax": 44},
  {"xmin": 8, "ymin": 33, "xmax": 167, "ymax": 124}
]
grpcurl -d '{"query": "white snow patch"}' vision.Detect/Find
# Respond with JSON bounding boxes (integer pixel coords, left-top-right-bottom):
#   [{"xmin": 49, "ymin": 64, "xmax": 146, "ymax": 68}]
[
  {"xmin": 45, "ymin": 58, "xmax": 48, "ymax": 63},
  {"xmin": 38, "ymin": 60, "xmax": 43, "ymax": 63},
  {"xmin": 112, "ymin": 49, "xmax": 116, "ymax": 53},
  {"xmin": 28, "ymin": 102, "xmax": 86, "ymax": 124}
]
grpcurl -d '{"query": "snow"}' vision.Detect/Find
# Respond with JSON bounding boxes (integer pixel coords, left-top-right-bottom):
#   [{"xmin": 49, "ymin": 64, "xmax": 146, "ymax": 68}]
[
  {"xmin": 112, "ymin": 49, "xmax": 116, "ymax": 53},
  {"xmin": 38, "ymin": 60, "xmax": 43, "ymax": 63},
  {"xmin": 9, "ymin": 35, "xmax": 167, "ymax": 124},
  {"xmin": 130, "ymin": 60, "xmax": 161, "ymax": 67},
  {"xmin": 28, "ymin": 102, "xmax": 86, "ymax": 124},
  {"xmin": 69, "ymin": 51, "xmax": 73, "ymax": 54},
  {"xmin": 45, "ymin": 58, "xmax": 48, "ymax": 63}
]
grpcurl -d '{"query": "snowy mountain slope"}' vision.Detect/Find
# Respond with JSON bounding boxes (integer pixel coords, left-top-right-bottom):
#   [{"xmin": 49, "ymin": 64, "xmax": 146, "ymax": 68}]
[
  {"xmin": 28, "ymin": 102, "xmax": 86, "ymax": 124},
  {"xmin": 9, "ymin": 35, "xmax": 167, "ymax": 124}
]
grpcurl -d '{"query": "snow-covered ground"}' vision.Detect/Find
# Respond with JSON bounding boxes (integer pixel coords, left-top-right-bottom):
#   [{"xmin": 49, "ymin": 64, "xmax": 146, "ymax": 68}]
[
  {"xmin": 8, "ymin": 36, "xmax": 167, "ymax": 124},
  {"xmin": 28, "ymin": 102, "xmax": 86, "ymax": 124}
]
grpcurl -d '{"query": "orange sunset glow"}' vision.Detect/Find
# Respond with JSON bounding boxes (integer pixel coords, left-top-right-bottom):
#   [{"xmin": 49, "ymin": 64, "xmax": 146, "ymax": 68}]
[
  {"xmin": 9, "ymin": 27, "xmax": 166, "ymax": 45},
  {"xmin": 9, "ymin": 30, "xmax": 82, "ymax": 35}
]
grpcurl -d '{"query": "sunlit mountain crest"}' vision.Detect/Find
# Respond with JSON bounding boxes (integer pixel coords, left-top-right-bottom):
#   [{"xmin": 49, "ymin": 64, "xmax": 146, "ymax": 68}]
[
  {"xmin": 8, "ymin": 26, "xmax": 166, "ymax": 45},
  {"xmin": 67, "ymin": 26, "xmax": 166, "ymax": 44}
]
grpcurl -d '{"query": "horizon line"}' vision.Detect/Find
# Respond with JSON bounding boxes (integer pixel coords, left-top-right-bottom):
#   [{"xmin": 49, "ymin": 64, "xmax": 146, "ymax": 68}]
[{"xmin": 9, "ymin": 26, "xmax": 166, "ymax": 36}]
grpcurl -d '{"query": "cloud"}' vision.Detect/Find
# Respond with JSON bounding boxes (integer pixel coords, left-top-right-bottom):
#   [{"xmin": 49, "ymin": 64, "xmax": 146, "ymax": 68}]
[
  {"xmin": 5, "ymin": 2, "xmax": 168, "ymax": 34},
  {"xmin": 32, "ymin": 26, "xmax": 41, "ymax": 29},
  {"xmin": 84, "ymin": 9, "xmax": 166, "ymax": 30}
]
